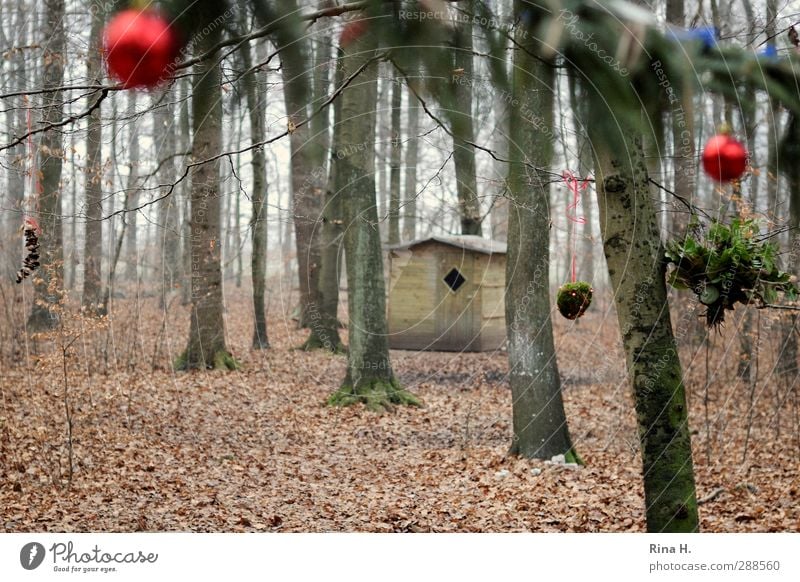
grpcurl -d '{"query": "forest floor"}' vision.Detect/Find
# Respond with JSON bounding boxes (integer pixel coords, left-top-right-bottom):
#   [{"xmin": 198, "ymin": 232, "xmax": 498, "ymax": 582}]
[{"xmin": 1, "ymin": 287, "xmax": 798, "ymax": 532}]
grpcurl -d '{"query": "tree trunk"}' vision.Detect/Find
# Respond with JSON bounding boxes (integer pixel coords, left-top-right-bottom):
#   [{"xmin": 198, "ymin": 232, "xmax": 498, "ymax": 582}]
[
  {"xmin": 3, "ymin": 3, "xmax": 26, "ymax": 279},
  {"xmin": 505, "ymin": 1, "xmax": 576, "ymax": 460},
  {"xmin": 489, "ymin": 0, "xmax": 511, "ymax": 243},
  {"xmin": 388, "ymin": 70, "xmax": 402, "ymax": 244},
  {"xmin": 124, "ymin": 93, "xmax": 140, "ymax": 283},
  {"xmin": 155, "ymin": 88, "xmax": 180, "ymax": 308},
  {"xmin": 769, "ymin": 0, "xmax": 796, "ymax": 376},
  {"xmin": 178, "ymin": 78, "xmax": 192, "ymax": 306},
  {"xmin": 588, "ymin": 102, "xmax": 699, "ymax": 532},
  {"xmin": 240, "ymin": 32, "xmax": 270, "ymax": 350},
  {"xmin": 327, "ymin": 14, "xmax": 417, "ymax": 411},
  {"xmin": 28, "ymin": 0, "xmax": 66, "ymax": 332},
  {"xmin": 568, "ymin": 68, "xmax": 595, "ymax": 283},
  {"xmin": 665, "ymin": 0, "xmax": 695, "ymax": 236},
  {"xmin": 82, "ymin": 1, "xmax": 104, "ymax": 312},
  {"xmin": 449, "ymin": 2, "xmax": 482, "ymax": 236},
  {"xmin": 403, "ymin": 79, "xmax": 420, "ymax": 241},
  {"xmin": 178, "ymin": 15, "xmax": 235, "ymax": 370},
  {"xmin": 277, "ymin": 2, "xmax": 322, "ymax": 328},
  {"xmin": 778, "ymin": 115, "xmax": 800, "ymax": 376},
  {"xmin": 303, "ymin": 44, "xmax": 344, "ymax": 353}
]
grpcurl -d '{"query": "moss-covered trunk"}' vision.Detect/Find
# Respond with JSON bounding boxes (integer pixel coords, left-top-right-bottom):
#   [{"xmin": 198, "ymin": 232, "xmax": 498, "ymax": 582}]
[
  {"xmin": 327, "ymin": 14, "xmax": 417, "ymax": 412},
  {"xmin": 28, "ymin": 0, "xmax": 65, "ymax": 332},
  {"xmin": 505, "ymin": 1, "xmax": 576, "ymax": 460},
  {"xmin": 589, "ymin": 104, "xmax": 698, "ymax": 532},
  {"xmin": 179, "ymin": 15, "xmax": 235, "ymax": 371}
]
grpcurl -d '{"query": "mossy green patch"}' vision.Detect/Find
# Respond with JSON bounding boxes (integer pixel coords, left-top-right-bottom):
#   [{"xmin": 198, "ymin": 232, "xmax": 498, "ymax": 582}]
[
  {"xmin": 557, "ymin": 281, "xmax": 593, "ymax": 320},
  {"xmin": 328, "ymin": 378, "xmax": 421, "ymax": 413}
]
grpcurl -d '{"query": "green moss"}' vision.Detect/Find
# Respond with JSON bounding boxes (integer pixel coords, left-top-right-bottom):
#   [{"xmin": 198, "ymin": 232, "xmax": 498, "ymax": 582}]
[
  {"xmin": 212, "ymin": 351, "xmax": 240, "ymax": 371},
  {"xmin": 174, "ymin": 350, "xmax": 240, "ymax": 371},
  {"xmin": 173, "ymin": 351, "xmax": 187, "ymax": 371},
  {"xmin": 564, "ymin": 448, "xmax": 585, "ymax": 466},
  {"xmin": 557, "ymin": 281, "xmax": 593, "ymax": 320},
  {"xmin": 328, "ymin": 378, "xmax": 421, "ymax": 413}
]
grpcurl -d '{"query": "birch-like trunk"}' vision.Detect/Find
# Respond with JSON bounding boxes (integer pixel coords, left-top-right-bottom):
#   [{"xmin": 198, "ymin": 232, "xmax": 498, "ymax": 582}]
[{"xmin": 589, "ymin": 104, "xmax": 699, "ymax": 532}]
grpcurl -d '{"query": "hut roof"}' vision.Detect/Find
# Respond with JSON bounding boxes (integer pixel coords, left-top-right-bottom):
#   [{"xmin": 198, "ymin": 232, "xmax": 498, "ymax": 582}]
[{"xmin": 386, "ymin": 235, "xmax": 507, "ymax": 255}]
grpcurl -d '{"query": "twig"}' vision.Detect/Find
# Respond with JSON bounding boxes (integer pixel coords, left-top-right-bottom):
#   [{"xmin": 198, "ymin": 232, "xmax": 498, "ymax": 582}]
[
  {"xmin": 102, "ymin": 51, "xmax": 386, "ymax": 221},
  {"xmin": 698, "ymin": 486, "xmax": 725, "ymax": 504},
  {"xmin": 0, "ymin": 89, "xmax": 109, "ymax": 153}
]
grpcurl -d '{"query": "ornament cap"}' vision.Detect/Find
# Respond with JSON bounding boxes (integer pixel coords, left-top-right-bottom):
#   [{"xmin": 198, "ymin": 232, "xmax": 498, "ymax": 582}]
[{"xmin": 716, "ymin": 122, "xmax": 732, "ymax": 135}]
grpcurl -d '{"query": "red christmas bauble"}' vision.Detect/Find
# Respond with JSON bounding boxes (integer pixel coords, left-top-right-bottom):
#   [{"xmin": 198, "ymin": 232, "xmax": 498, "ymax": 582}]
[
  {"xmin": 103, "ymin": 9, "xmax": 181, "ymax": 89},
  {"xmin": 701, "ymin": 134, "xmax": 747, "ymax": 182}
]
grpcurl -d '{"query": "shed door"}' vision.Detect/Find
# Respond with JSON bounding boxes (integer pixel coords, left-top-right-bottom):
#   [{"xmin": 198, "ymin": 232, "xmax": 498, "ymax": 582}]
[{"xmin": 434, "ymin": 253, "xmax": 476, "ymax": 351}]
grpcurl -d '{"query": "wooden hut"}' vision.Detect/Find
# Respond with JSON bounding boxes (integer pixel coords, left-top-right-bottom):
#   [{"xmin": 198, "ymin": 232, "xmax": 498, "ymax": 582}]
[{"xmin": 386, "ymin": 235, "xmax": 506, "ymax": 352}]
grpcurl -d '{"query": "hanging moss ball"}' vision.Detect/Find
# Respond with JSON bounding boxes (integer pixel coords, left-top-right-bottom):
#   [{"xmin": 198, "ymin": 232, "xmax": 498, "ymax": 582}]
[{"xmin": 557, "ymin": 282, "xmax": 593, "ymax": 320}]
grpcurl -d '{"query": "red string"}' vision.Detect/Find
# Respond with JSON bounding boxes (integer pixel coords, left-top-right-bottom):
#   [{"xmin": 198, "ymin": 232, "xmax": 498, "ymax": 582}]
[{"xmin": 562, "ymin": 170, "xmax": 590, "ymax": 283}]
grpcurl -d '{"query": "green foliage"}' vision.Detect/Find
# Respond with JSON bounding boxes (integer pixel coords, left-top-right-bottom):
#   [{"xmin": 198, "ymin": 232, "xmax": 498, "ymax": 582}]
[
  {"xmin": 665, "ymin": 219, "xmax": 798, "ymax": 327},
  {"xmin": 557, "ymin": 281, "xmax": 593, "ymax": 320}
]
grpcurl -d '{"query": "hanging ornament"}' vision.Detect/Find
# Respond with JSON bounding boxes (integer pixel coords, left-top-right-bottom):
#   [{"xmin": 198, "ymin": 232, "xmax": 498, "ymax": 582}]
[
  {"xmin": 701, "ymin": 131, "xmax": 747, "ymax": 182},
  {"xmin": 15, "ymin": 217, "xmax": 41, "ymax": 284},
  {"xmin": 103, "ymin": 8, "xmax": 182, "ymax": 89},
  {"xmin": 557, "ymin": 282, "xmax": 593, "ymax": 320},
  {"xmin": 557, "ymin": 171, "xmax": 593, "ymax": 320}
]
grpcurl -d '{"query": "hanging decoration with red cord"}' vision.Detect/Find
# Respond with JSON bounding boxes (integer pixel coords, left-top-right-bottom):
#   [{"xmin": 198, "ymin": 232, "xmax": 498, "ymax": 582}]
[
  {"xmin": 556, "ymin": 171, "xmax": 594, "ymax": 320},
  {"xmin": 701, "ymin": 126, "xmax": 748, "ymax": 182},
  {"xmin": 103, "ymin": 3, "xmax": 184, "ymax": 89}
]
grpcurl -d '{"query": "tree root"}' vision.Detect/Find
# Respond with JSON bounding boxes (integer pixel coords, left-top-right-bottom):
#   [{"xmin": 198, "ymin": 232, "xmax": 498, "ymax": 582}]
[
  {"xmin": 328, "ymin": 378, "xmax": 421, "ymax": 413},
  {"xmin": 175, "ymin": 349, "xmax": 240, "ymax": 371},
  {"xmin": 298, "ymin": 333, "xmax": 346, "ymax": 354}
]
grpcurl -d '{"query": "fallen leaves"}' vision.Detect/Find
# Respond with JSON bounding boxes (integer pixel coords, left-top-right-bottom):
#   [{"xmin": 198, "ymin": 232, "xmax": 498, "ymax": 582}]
[{"xmin": 0, "ymin": 290, "xmax": 798, "ymax": 532}]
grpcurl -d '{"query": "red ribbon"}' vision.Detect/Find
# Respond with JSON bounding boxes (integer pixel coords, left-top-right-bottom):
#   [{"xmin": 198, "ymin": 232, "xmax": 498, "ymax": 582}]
[
  {"xmin": 24, "ymin": 216, "xmax": 41, "ymax": 234},
  {"xmin": 562, "ymin": 171, "xmax": 590, "ymax": 283}
]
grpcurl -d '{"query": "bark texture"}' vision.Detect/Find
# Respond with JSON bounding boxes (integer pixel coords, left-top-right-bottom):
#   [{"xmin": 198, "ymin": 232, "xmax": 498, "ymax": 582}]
[
  {"xmin": 589, "ymin": 104, "xmax": 699, "ymax": 532},
  {"xmin": 388, "ymin": 71, "xmax": 402, "ymax": 244},
  {"xmin": 240, "ymin": 33, "xmax": 270, "ymax": 350},
  {"xmin": 178, "ymin": 17, "xmax": 235, "ymax": 370},
  {"xmin": 327, "ymin": 16, "xmax": 417, "ymax": 411},
  {"xmin": 403, "ymin": 81, "xmax": 420, "ymax": 241},
  {"xmin": 449, "ymin": 2, "xmax": 482, "ymax": 236},
  {"xmin": 304, "ymin": 47, "xmax": 344, "ymax": 353},
  {"xmin": 82, "ymin": 2, "xmax": 104, "ymax": 312},
  {"xmin": 277, "ymin": 1, "xmax": 322, "ymax": 328},
  {"xmin": 505, "ymin": 1, "xmax": 576, "ymax": 460}
]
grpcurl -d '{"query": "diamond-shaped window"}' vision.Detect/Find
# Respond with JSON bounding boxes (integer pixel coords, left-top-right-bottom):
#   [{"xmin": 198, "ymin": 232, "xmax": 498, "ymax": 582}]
[{"xmin": 443, "ymin": 267, "xmax": 466, "ymax": 292}]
